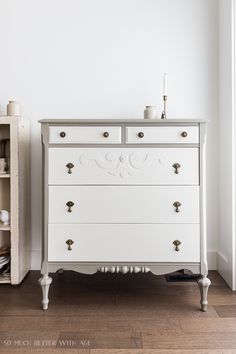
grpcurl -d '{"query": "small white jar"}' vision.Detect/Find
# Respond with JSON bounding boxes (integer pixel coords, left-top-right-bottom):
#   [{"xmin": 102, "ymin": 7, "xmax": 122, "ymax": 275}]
[
  {"xmin": 0, "ymin": 158, "xmax": 6, "ymax": 174},
  {"xmin": 0, "ymin": 210, "xmax": 10, "ymax": 225},
  {"xmin": 144, "ymin": 105, "xmax": 157, "ymax": 119},
  {"xmin": 7, "ymin": 101, "xmax": 21, "ymax": 116}
]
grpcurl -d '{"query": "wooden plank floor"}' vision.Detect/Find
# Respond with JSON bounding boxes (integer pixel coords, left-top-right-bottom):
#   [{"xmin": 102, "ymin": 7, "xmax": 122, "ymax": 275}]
[{"xmin": 0, "ymin": 270, "xmax": 236, "ymax": 353}]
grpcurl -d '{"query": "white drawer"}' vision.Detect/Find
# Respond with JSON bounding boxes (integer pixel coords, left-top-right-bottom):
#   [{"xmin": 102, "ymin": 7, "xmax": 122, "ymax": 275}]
[
  {"xmin": 48, "ymin": 148, "xmax": 199, "ymax": 185},
  {"xmin": 48, "ymin": 224, "xmax": 200, "ymax": 262},
  {"xmin": 48, "ymin": 186, "xmax": 199, "ymax": 224},
  {"xmin": 126, "ymin": 126, "xmax": 199, "ymax": 144},
  {"xmin": 49, "ymin": 126, "xmax": 121, "ymax": 144}
]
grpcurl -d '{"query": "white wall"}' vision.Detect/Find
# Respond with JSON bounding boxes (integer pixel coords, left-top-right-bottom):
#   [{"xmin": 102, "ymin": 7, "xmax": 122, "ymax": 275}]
[
  {"xmin": 218, "ymin": 0, "xmax": 235, "ymax": 289},
  {"xmin": 0, "ymin": 0, "xmax": 219, "ymax": 269}
]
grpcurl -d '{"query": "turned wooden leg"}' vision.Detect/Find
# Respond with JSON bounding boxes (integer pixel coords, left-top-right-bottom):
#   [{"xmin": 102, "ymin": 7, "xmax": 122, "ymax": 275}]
[
  {"xmin": 197, "ymin": 275, "xmax": 211, "ymax": 312},
  {"xmin": 38, "ymin": 273, "xmax": 52, "ymax": 310}
]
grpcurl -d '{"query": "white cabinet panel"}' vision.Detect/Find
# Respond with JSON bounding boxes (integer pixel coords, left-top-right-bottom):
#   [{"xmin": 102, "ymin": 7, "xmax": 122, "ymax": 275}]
[
  {"xmin": 126, "ymin": 126, "xmax": 199, "ymax": 144},
  {"xmin": 48, "ymin": 224, "xmax": 200, "ymax": 262},
  {"xmin": 48, "ymin": 186, "xmax": 199, "ymax": 224},
  {"xmin": 48, "ymin": 147, "xmax": 199, "ymax": 185},
  {"xmin": 49, "ymin": 126, "xmax": 121, "ymax": 144}
]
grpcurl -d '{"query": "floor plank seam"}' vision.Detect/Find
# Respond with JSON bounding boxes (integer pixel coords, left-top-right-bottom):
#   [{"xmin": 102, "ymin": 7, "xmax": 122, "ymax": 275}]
[
  {"xmin": 178, "ymin": 319, "xmax": 184, "ymax": 334},
  {"xmin": 139, "ymin": 330, "xmax": 144, "ymax": 350}
]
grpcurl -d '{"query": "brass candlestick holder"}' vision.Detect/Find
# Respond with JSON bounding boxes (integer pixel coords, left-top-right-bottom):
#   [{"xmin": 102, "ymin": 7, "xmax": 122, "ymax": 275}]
[{"xmin": 161, "ymin": 95, "xmax": 167, "ymax": 119}]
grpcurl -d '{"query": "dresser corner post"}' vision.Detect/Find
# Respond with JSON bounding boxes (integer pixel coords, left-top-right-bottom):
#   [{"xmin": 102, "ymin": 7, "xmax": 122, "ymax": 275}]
[
  {"xmin": 38, "ymin": 272, "xmax": 52, "ymax": 310},
  {"xmin": 197, "ymin": 275, "xmax": 211, "ymax": 312},
  {"xmin": 39, "ymin": 121, "xmax": 51, "ymax": 310},
  {"xmin": 199, "ymin": 121, "xmax": 210, "ymax": 311}
]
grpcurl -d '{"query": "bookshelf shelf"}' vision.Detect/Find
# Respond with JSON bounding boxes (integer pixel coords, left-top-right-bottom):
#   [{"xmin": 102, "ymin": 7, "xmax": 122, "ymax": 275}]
[
  {"xmin": 0, "ymin": 275, "xmax": 11, "ymax": 284},
  {"xmin": 0, "ymin": 225, "xmax": 10, "ymax": 231}
]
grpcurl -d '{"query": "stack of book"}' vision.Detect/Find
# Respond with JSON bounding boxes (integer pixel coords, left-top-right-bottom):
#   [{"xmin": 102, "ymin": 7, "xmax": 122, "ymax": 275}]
[{"xmin": 0, "ymin": 246, "xmax": 10, "ymax": 277}]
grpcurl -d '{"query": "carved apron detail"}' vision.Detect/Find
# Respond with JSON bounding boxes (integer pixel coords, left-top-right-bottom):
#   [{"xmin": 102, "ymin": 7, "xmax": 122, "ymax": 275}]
[
  {"xmin": 79, "ymin": 152, "xmax": 168, "ymax": 178},
  {"xmin": 99, "ymin": 266, "xmax": 150, "ymax": 274}
]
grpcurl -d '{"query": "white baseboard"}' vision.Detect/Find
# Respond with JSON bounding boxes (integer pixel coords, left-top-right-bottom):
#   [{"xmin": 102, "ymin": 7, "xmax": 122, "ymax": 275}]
[
  {"xmin": 217, "ymin": 250, "xmax": 233, "ymax": 288},
  {"xmin": 31, "ymin": 249, "xmax": 41, "ymax": 270},
  {"xmin": 30, "ymin": 249, "xmax": 218, "ymax": 271},
  {"xmin": 207, "ymin": 249, "xmax": 217, "ymax": 270}
]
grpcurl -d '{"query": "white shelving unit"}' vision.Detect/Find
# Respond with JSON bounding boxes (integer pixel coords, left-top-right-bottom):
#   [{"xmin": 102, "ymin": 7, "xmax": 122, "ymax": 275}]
[
  {"xmin": 0, "ymin": 225, "xmax": 11, "ymax": 231},
  {"xmin": 0, "ymin": 116, "xmax": 30, "ymax": 284}
]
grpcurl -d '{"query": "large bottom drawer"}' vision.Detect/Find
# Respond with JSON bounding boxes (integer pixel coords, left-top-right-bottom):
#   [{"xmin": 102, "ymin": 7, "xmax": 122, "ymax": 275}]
[{"xmin": 48, "ymin": 224, "xmax": 200, "ymax": 262}]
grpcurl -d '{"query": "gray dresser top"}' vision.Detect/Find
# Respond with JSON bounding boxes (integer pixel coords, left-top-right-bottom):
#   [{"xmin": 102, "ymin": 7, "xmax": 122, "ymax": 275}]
[{"xmin": 39, "ymin": 119, "xmax": 206, "ymax": 124}]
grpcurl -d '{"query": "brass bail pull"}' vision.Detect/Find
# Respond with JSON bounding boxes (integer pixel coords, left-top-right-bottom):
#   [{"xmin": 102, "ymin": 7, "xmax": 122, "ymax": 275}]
[
  {"xmin": 66, "ymin": 239, "xmax": 74, "ymax": 251},
  {"xmin": 66, "ymin": 162, "xmax": 74, "ymax": 174},
  {"xmin": 172, "ymin": 162, "xmax": 181, "ymax": 174},
  {"xmin": 173, "ymin": 240, "xmax": 181, "ymax": 251},
  {"xmin": 173, "ymin": 201, "xmax": 181, "ymax": 213},
  {"xmin": 66, "ymin": 201, "xmax": 74, "ymax": 212}
]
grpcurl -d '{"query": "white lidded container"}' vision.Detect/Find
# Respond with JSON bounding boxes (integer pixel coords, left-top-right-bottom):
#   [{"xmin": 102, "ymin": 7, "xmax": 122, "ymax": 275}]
[
  {"xmin": 144, "ymin": 105, "xmax": 157, "ymax": 119},
  {"xmin": 0, "ymin": 158, "xmax": 6, "ymax": 174},
  {"xmin": 7, "ymin": 101, "xmax": 22, "ymax": 116},
  {"xmin": 0, "ymin": 210, "xmax": 10, "ymax": 225}
]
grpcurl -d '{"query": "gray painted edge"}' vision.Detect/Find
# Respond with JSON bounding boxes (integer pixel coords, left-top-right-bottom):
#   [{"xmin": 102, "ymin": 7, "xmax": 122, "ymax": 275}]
[{"xmin": 39, "ymin": 119, "xmax": 207, "ymax": 124}]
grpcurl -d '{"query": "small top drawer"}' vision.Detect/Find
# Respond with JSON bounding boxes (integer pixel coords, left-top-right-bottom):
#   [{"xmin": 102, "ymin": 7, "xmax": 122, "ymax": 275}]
[
  {"xmin": 126, "ymin": 126, "xmax": 199, "ymax": 144},
  {"xmin": 49, "ymin": 126, "xmax": 121, "ymax": 144}
]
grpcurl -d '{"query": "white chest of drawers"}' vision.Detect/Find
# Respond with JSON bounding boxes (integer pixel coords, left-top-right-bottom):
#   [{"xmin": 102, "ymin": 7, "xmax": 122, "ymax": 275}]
[{"xmin": 39, "ymin": 119, "xmax": 210, "ymax": 311}]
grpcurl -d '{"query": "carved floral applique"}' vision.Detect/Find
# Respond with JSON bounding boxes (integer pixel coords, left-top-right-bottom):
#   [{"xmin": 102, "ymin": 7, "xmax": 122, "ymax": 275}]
[{"xmin": 78, "ymin": 152, "xmax": 168, "ymax": 178}]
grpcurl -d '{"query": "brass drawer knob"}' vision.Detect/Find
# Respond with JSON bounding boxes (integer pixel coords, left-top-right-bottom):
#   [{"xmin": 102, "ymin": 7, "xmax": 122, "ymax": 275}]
[
  {"xmin": 173, "ymin": 201, "xmax": 181, "ymax": 213},
  {"xmin": 103, "ymin": 132, "xmax": 109, "ymax": 138},
  {"xmin": 181, "ymin": 131, "xmax": 188, "ymax": 138},
  {"xmin": 66, "ymin": 201, "xmax": 74, "ymax": 212},
  {"xmin": 60, "ymin": 131, "xmax": 66, "ymax": 138},
  {"xmin": 173, "ymin": 240, "xmax": 181, "ymax": 251},
  {"xmin": 66, "ymin": 239, "xmax": 74, "ymax": 251},
  {"xmin": 172, "ymin": 162, "xmax": 181, "ymax": 174},
  {"xmin": 66, "ymin": 162, "xmax": 74, "ymax": 174},
  {"xmin": 138, "ymin": 132, "xmax": 144, "ymax": 138}
]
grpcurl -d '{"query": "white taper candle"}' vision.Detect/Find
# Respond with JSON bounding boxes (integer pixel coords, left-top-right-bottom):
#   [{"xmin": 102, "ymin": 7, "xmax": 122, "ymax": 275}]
[{"xmin": 163, "ymin": 73, "xmax": 167, "ymax": 96}]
